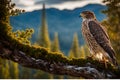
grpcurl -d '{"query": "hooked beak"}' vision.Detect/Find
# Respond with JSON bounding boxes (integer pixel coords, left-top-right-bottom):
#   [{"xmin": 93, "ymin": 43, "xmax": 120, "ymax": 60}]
[{"xmin": 79, "ymin": 13, "xmax": 83, "ymax": 18}]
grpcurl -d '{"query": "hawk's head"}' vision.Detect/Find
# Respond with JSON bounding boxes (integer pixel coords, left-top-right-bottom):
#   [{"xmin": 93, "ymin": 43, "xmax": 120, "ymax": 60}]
[{"xmin": 80, "ymin": 11, "xmax": 96, "ymax": 19}]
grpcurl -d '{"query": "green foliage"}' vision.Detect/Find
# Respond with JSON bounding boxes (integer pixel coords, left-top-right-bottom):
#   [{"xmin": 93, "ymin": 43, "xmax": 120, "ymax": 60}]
[
  {"xmin": 37, "ymin": 4, "xmax": 51, "ymax": 50},
  {"xmin": 0, "ymin": 60, "xmax": 11, "ymax": 79},
  {"xmin": 102, "ymin": 0, "xmax": 120, "ymax": 64},
  {"xmin": 12, "ymin": 29, "xmax": 34, "ymax": 45},
  {"xmin": 0, "ymin": 58, "xmax": 20, "ymax": 79},
  {"xmin": 9, "ymin": 61, "xmax": 19, "ymax": 79},
  {"xmin": 0, "ymin": 0, "xmax": 24, "ymax": 22},
  {"xmin": 51, "ymin": 32, "xmax": 61, "ymax": 52},
  {"xmin": 69, "ymin": 33, "xmax": 80, "ymax": 58},
  {"xmin": 68, "ymin": 33, "xmax": 89, "ymax": 61},
  {"xmin": 83, "ymin": 44, "xmax": 90, "ymax": 57},
  {"xmin": 79, "ymin": 46, "xmax": 85, "ymax": 58},
  {"xmin": 79, "ymin": 45, "xmax": 90, "ymax": 58}
]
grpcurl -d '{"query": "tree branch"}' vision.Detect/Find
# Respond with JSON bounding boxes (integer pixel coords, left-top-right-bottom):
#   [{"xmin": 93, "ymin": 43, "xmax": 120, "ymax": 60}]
[{"xmin": 0, "ymin": 40, "xmax": 119, "ymax": 79}]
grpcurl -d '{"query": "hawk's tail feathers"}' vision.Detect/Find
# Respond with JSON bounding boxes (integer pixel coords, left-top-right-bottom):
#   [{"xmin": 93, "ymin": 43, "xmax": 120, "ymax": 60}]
[
  {"xmin": 110, "ymin": 49, "xmax": 118, "ymax": 66},
  {"xmin": 112, "ymin": 57, "xmax": 118, "ymax": 66},
  {"xmin": 107, "ymin": 47, "xmax": 118, "ymax": 66}
]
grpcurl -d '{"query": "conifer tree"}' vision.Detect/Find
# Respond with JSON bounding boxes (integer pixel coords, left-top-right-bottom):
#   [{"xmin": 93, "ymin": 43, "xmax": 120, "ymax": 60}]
[
  {"xmin": 51, "ymin": 32, "xmax": 61, "ymax": 52},
  {"xmin": 36, "ymin": 3, "xmax": 52, "ymax": 79},
  {"xmin": 0, "ymin": 0, "xmax": 24, "ymax": 22},
  {"xmin": 102, "ymin": 0, "xmax": 120, "ymax": 63},
  {"xmin": 102, "ymin": 0, "xmax": 120, "ymax": 53},
  {"xmin": 83, "ymin": 44, "xmax": 90, "ymax": 57},
  {"xmin": 3, "ymin": 60, "xmax": 11, "ymax": 79},
  {"xmin": 37, "ymin": 3, "xmax": 51, "ymax": 50},
  {"xmin": 69, "ymin": 33, "xmax": 80, "ymax": 58},
  {"xmin": 79, "ymin": 46, "xmax": 85, "ymax": 59},
  {"xmin": 9, "ymin": 61, "xmax": 19, "ymax": 79},
  {"xmin": 13, "ymin": 63, "xmax": 19, "ymax": 78}
]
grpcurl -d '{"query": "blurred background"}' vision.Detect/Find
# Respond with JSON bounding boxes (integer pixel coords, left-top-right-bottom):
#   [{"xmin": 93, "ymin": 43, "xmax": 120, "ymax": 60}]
[{"xmin": 0, "ymin": 0, "xmax": 120, "ymax": 79}]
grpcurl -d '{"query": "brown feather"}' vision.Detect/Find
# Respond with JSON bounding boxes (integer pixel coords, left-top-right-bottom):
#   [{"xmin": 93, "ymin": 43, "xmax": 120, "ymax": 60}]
[{"xmin": 88, "ymin": 20, "xmax": 117, "ymax": 65}]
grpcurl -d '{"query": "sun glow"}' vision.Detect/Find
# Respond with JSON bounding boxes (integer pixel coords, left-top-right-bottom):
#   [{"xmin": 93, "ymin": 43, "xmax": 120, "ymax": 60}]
[{"xmin": 95, "ymin": 53, "xmax": 103, "ymax": 60}]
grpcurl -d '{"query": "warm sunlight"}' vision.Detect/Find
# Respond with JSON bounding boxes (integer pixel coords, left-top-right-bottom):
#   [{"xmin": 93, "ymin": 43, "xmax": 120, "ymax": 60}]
[{"xmin": 95, "ymin": 53, "xmax": 103, "ymax": 60}]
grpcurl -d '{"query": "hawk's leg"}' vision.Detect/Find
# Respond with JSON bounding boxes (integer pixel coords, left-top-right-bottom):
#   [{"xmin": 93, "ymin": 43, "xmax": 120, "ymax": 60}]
[{"xmin": 103, "ymin": 57, "xmax": 107, "ymax": 68}]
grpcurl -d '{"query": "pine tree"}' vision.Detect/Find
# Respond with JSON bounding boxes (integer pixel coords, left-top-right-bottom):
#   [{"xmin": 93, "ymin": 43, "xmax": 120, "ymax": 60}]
[
  {"xmin": 9, "ymin": 61, "xmax": 19, "ymax": 79},
  {"xmin": 51, "ymin": 32, "xmax": 61, "ymax": 52},
  {"xmin": 69, "ymin": 33, "xmax": 80, "ymax": 58},
  {"xmin": 3, "ymin": 60, "xmax": 11, "ymax": 79},
  {"xmin": 0, "ymin": 0, "xmax": 24, "ymax": 22},
  {"xmin": 13, "ymin": 62, "xmax": 19, "ymax": 79},
  {"xmin": 102, "ymin": 0, "xmax": 120, "ymax": 63},
  {"xmin": 36, "ymin": 3, "xmax": 52, "ymax": 79},
  {"xmin": 37, "ymin": 3, "xmax": 51, "ymax": 50},
  {"xmin": 83, "ymin": 44, "xmax": 90, "ymax": 57},
  {"xmin": 79, "ymin": 46, "xmax": 85, "ymax": 59}
]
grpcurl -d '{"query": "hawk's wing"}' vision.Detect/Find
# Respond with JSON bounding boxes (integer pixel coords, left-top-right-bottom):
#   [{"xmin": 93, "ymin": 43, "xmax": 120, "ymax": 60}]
[{"xmin": 88, "ymin": 20, "xmax": 116, "ymax": 62}]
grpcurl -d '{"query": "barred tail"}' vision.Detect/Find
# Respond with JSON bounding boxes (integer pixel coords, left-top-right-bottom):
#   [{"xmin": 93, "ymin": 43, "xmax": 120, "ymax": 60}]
[
  {"xmin": 112, "ymin": 57, "xmax": 118, "ymax": 66},
  {"xmin": 109, "ymin": 49, "xmax": 118, "ymax": 66}
]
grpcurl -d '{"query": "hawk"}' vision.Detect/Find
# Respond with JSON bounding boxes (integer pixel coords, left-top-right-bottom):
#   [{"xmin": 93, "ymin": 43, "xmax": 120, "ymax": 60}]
[{"xmin": 80, "ymin": 11, "xmax": 118, "ymax": 66}]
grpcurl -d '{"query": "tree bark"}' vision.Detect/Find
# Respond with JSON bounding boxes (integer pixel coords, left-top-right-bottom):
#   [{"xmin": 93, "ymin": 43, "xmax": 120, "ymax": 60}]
[{"xmin": 0, "ymin": 39, "xmax": 120, "ymax": 79}]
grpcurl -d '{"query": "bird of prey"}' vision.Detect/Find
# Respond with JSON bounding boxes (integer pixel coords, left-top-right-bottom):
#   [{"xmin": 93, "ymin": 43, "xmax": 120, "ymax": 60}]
[{"xmin": 80, "ymin": 11, "xmax": 118, "ymax": 66}]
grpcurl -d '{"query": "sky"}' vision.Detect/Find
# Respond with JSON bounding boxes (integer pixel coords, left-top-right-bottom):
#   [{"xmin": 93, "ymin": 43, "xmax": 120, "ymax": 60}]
[{"xmin": 12, "ymin": 0, "xmax": 104, "ymax": 12}]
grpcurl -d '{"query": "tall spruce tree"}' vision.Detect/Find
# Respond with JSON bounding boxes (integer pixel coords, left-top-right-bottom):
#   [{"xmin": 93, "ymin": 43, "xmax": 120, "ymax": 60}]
[
  {"xmin": 36, "ymin": 3, "xmax": 52, "ymax": 79},
  {"xmin": 51, "ymin": 32, "xmax": 61, "ymax": 52},
  {"xmin": 3, "ymin": 60, "xmax": 11, "ymax": 79},
  {"xmin": 69, "ymin": 33, "xmax": 80, "ymax": 58},
  {"xmin": 37, "ymin": 3, "xmax": 51, "ymax": 50},
  {"xmin": 102, "ymin": 0, "xmax": 120, "ymax": 63},
  {"xmin": 50, "ymin": 32, "xmax": 61, "ymax": 79},
  {"xmin": 79, "ymin": 46, "xmax": 85, "ymax": 59},
  {"xmin": 83, "ymin": 44, "xmax": 90, "ymax": 57},
  {"xmin": 9, "ymin": 61, "xmax": 19, "ymax": 79}
]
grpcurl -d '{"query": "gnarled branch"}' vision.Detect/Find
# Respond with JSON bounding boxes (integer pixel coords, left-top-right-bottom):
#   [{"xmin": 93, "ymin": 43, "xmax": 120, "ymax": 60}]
[{"xmin": 0, "ymin": 39, "xmax": 119, "ymax": 79}]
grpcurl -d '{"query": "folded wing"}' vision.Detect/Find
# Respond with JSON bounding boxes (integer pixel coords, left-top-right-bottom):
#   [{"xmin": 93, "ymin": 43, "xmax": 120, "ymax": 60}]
[{"xmin": 88, "ymin": 20, "xmax": 117, "ymax": 65}]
